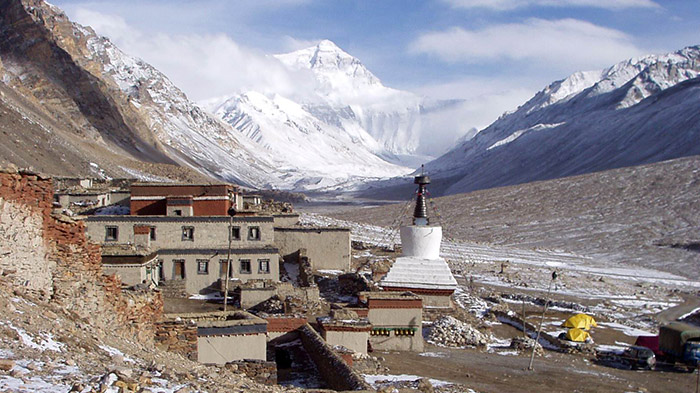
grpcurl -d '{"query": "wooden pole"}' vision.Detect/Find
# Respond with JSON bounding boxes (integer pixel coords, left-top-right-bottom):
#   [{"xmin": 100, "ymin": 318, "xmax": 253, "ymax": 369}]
[
  {"xmin": 522, "ymin": 299, "xmax": 527, "ymax": 338},
  {"xmin": 528, "ymin": 271, "xmax": 557, "ymax": 371}
]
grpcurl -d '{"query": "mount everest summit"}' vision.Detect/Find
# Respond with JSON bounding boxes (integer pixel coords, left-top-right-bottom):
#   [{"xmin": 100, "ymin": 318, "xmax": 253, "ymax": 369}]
[{"xmin": 203, "ymin": 40, "xmax": 455, "ymax": 184}]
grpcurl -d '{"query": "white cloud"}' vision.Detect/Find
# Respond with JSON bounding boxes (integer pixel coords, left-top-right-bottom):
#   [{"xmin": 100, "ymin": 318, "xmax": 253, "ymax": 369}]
[
  {"xmin": 442, "ymin": 0, "xmax": 660, "ymax": 11},
  {"xmin": 415, "ymin": 79, "xmax": 539, "ymax": 154},
  {"xmin": 410, "ymin": 18, "xmax": 644, "ymax": 71},
  {"xmin": 71, "ymin": 8, "xmax": 317, "ymax": 102},
  {"xmin": 280, "ymin": 36, "xmax": 323, "ymax": 52}
]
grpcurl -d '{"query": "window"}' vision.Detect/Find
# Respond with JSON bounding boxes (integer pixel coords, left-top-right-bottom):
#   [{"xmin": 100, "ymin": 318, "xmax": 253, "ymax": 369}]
[
  {"xmin": 248, "ymin": 226, "xmax": 260, "ymax": 241},
  {"xmin": 231, "ymin": 226, "xmax": 241, "ymax": 241},
  {"xmin": 174, "ymin": 209, "xmax": 182, "ymax": 216},
  {"xmin": 240, "ymin": 259, "xmax": 251, "ymax": 274},
  {"xmin": 105, "ymin": 226, "xmax": 118, "ymax": 241},
  {"xmin": 182, "ymin": 226, "xmax": 194, "ymax": 241},
  {"xmin": 258, "ymin": 259, "xmax": 270, "ymax": 274},
  {"xmin": 197, "ymin": 259, "xmax": 209, "ymax": 274},
  {"xmin": 149, "ymin": 227, "xmax": 157, "ymax": 241}
]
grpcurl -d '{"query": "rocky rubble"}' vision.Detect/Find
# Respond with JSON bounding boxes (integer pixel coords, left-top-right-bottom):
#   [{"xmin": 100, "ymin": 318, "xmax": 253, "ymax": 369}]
[
  {"xmin": 0, "ymin": 284, "xmax": 299, "ymax": 393},
  {"xmin": 427, "ymin": 316, "xmax": 491, "ymax": 348},
  {"xmin": 509, "ymin": 337, "xmax": 544, "ymax": 356}
]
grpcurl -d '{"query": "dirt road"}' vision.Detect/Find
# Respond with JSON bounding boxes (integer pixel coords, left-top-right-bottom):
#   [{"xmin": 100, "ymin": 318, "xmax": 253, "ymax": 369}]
[{"xmin": 378, "ymin": 344, "xmax": 698, "ymax": 393}]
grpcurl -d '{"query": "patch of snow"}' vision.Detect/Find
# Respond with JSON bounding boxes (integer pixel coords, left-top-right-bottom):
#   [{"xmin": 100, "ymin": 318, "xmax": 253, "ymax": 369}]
[
  {"xmin": 419, "ymin": 352, "xmax": 448, "ymax": 358},
  {"xmin": 98, "ymin": 345, "xmax": 135, "ymax": 363},
  {"xmin": 188, "ymin": 292, "xmax": 223, "ymax": 300},
  {"xmin": 679, "ymin": 306, "xmax": 700, "ymax": 320},
  {"xmin": 317, "ymin": 269, "xmax": 344, "ymax": 275},
  {"xmin": 487, "ymin": 122, "xmax": 564, "ymax": 151},
  {"xmin": 363, "ymin": 373, "xmax": 453, "ymax": 388},
  {"xmin": 597, "ymin": 322, "xmax": 653, "ymax": 337},
  {"xmin": 94, "ymin": 205, "xmax": 130, "ymax": 215}
]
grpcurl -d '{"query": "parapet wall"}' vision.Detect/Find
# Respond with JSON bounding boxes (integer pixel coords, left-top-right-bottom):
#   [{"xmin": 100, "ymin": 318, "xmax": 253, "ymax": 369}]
[
  {"xmin": 226, "ymin": 359, "xmax": 277, "ymax": 385},
  {"xmin": 0, "ymin": 168, "xmax": 163, "ymax": 342},
  {"xmin": 154, "ymin": 319, "xmax": 198, "ymax": 360},
  {"xmin": 298, "ymin": 324, "xmax": 371, "ymax": 391}
]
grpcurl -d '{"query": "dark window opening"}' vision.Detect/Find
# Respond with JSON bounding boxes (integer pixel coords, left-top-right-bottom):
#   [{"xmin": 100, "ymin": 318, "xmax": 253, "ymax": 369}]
[
  {"xmin": 231, "ymin": 226, "xmax": 241, "ymax": 241},
  {"xmin": 240, "ymin": 259, "xmax": 251, "ymax": 274},
  {"xmin": 174, "ymin": 209, "xmax": 182, "ymax": 216},
  {"xmin": 248, "ymin": 226, "xmax": 260, "ymax": 241},
  {"xmin": 149, "ymin": 227, "xmax": 157, "ymax": 241},
  {"xmin": 182, "ymin": 226, "xmax": 194, "ymax": 241},
  {"xmin": 105, "ymin": 226, "xmax": 118, "ymax": 241}
]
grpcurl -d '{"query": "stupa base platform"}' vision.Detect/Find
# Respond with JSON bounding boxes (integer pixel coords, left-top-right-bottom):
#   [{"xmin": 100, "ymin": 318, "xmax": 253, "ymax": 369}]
[{"xmin": 381, "ymin": 286, "xmax": 455, "ymax": 308}]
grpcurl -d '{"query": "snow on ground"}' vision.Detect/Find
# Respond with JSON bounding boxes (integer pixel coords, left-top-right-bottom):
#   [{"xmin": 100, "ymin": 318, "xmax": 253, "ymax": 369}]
[
  {"xmin": 679, "ymin": 306, "xmax": 700, "ymax": 320},
  {"xmin": 188, "ymin": 292, "xmax": 223, "ymax": 300},
  {"xmin": 98, "ymin": 344, "xmax": 136, "ymax": 363},
  {"xmin": 363, "ymin": 373, "xmax": 453, "ymax": 388},
  {"xmin": 95, "ymin": 205, "xmax": 130, "ymax": 215},
  {"xmin": 596, "ymin": 322, "xmax": 654, "ymax": 337}
]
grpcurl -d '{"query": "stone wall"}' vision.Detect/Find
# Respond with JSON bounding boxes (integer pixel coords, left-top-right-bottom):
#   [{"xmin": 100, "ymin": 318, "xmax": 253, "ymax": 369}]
[
  {"xmin": 226, "ymin": 359, "xmax": 277, "ymax": 385},
  {"xmin": 154, "ymin": 319, "xmax": 198, "ymax": 360},
  {"xmin": 0, "ymin": 168, "xmax": 163, "ymax": 342},
  {"xmin": 298, "ymin": 324, "xmax": 371, "ymax": 391}
]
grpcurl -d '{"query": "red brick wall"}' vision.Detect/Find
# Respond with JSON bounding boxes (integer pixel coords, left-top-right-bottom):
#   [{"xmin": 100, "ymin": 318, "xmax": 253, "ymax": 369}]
[
  {"xmin": 193, "ymin": 199, "xmax": 229, "ymax": 216},
  {"xmin": 265, "ymin": 317, "xmax": 308, "ymax": 333},
  {"xmin": 130, "ymin": 199, "xmax": 166, "ymax": 215},
  {"xmin": 133, "ymin": 225, "xmax": 151, "ymax": 234}
]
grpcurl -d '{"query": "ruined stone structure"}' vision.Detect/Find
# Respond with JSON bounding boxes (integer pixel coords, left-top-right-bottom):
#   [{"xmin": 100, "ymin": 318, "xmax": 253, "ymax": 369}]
[
  {"xmin": 380, "ymin": 173, "xmax": 457, "ymax": 308},
  {"xmin": 0, "ymin": 167, "xmax": 162, "ymax": 342}
]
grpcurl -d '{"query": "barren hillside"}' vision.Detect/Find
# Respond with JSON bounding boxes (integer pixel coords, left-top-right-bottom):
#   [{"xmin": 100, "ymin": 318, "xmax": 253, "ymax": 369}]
[{"xmin": 329, "ymin": 156, "xmax": 700, "ymax": 279}]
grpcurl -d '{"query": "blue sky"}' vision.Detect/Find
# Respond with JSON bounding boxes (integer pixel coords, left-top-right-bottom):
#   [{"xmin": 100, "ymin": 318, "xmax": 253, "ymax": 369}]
[{"xmin": 53, "ymin": 0, "xmax": 699, "ymax": 131}]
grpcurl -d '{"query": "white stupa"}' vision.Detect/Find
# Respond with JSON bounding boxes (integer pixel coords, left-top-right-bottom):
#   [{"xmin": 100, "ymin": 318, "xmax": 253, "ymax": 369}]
[{"xmin": 379, "ymin": 172, "xmax": 458, "ymax": 307}]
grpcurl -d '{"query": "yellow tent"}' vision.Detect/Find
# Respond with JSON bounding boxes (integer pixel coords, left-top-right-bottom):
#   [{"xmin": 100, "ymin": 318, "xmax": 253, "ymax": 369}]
[
  {"xmin": 561, "ymin": 314, "xmax": 598, "ymax": 330},
  {"xmin": 565, "ymin": 328, "xmax": 591, "ymax": 342}
]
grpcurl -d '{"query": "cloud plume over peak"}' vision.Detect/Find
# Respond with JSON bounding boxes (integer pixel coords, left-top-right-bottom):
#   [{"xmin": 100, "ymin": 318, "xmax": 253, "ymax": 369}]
[{"xmin": 410, "ymin": 18, "xmax": 644, "ymax": 72}]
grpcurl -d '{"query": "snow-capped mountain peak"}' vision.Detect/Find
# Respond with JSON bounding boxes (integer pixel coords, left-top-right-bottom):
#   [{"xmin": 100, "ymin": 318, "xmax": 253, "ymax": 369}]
[{"xmin": 275, "ymin": 40, "xmax": 382, "ymax": 95}]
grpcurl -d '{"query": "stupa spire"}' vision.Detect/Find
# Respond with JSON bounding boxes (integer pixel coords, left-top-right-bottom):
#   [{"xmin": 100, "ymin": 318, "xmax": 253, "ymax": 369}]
[{"xmin": 413, "ymin": 165, "xmax": 430, "ymax": 226}]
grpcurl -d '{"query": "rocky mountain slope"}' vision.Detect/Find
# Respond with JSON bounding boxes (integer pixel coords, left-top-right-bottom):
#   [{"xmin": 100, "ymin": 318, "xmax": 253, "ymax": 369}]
[
  {"xmin": 0, "ymin": 0, "xmax": 334, "ymax": 188},
  {"xmin": 422, "ymin": 46, "xmax": 700, "ymax": 195},
  {"xmin": 328, "ymin": 155, "xmax": 700, "ymax": 279},
  {"xmin": 0, "ymin": 1, "xmax": 450, "ymax": 190}
]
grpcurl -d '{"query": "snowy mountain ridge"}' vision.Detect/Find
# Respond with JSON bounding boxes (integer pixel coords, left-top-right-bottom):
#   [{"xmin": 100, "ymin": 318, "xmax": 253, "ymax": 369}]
[{"xmin": 422, "ymin": 45, "xmax": 700, "ymax": 195}]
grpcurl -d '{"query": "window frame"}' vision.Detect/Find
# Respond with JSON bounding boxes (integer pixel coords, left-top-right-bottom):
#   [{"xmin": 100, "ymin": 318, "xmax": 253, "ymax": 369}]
[
  {"xmin": 239, "ymin": 259, "xmax": 252, "ymax": 274},
  {"xmin": 149, "ymin": 226, "xmax": 157, "ymax": 241},
  {"xmin": 196, "ymin": 259, "xmax": 209, "ymax": 275},
  {"xmin": 258, "ymin": 258, "xmax": 270, "ymax": 274},
  {"xmin": 105, "ymin": 226, "xmax": 119, "ymax": 242},
  {"xmin": 231, "ymin": 226, "xmax": 241, "ymax": 241},
  {"xmin": 248, "ymin": 226, "xmax": 261, "ymax": 241},
  {"xmin": 182, "ymin": 226, "xmax": 195, "ymax": 241}
]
